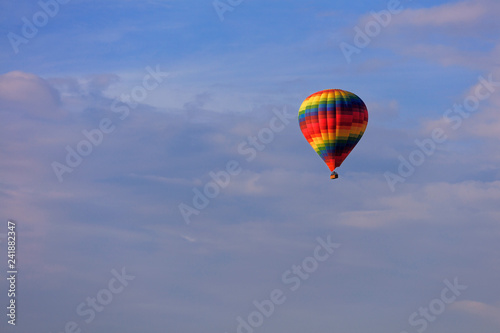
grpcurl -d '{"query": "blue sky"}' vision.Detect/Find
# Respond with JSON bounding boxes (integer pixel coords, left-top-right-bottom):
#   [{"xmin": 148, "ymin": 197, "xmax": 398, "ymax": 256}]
[{"xmin": 1, "ymin": 0, "xmax": 500, "ymax": 332}]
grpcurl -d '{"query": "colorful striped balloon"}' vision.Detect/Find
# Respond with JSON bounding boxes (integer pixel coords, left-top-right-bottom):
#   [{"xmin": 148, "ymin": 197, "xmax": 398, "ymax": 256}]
[{"xmin": 298, "ymin": 89, "xmax": 368, "ymax": 179}]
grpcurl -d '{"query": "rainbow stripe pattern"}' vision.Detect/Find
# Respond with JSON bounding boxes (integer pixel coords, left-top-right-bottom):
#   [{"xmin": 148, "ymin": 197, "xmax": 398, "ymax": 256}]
[{"xmin": 298, "ymin": 89, "xmax": 368, "ymax": 177}]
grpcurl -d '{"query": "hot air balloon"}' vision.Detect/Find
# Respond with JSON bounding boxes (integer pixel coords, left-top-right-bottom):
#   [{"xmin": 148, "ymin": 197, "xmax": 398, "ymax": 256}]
[{"xmin": 298, "ymin": 89, "xmax": 368, "ymax": 179}]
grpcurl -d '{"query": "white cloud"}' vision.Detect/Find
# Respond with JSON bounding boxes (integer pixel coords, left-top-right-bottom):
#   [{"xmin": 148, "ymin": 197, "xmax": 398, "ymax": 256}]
[
  {"xmin": 394, "ymin": 1, "xmax": 488, "ymax": 26},
  {"xmin": 421, "ymin": 67, "xmax": 500, "ymax": 141},
  {"xmin": 453, "ymin": 300, "xmax": 500, "ymax": 325},
  {"xmin": 353, "ymin": 0, "xmax": 500, "ymax": 70},
  {"xmin": 334, "ymin": 180, "xmax": 500, "ymax": 229},
  {"xmin": 0, "ymin": 71, "xmax": 63, "ymax": 118}
]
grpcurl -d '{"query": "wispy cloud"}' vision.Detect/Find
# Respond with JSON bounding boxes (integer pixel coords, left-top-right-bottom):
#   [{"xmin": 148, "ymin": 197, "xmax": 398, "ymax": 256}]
[{"xmin": 2, "ymin": 1, "xmax": 500, "ymax": 332}]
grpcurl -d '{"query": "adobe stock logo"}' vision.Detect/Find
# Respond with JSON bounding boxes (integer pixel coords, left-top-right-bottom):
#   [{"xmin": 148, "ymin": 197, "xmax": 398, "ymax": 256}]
[
  {"xmin": 339, "ymin": 0, "xmax": 410, "ymax": 64},
  {"xmin": 50, "ymin": 267, "xmax": 135, "ymax": 333},
  {"xmin": 213, "ymin": 0, "xmax": 244, "ymax": 22},
  {"xmin": 7, "ymin": 0, "xmax": 71, "ymax": 54},
  {"xmin": 178, "ymin": 107, "xmax": 294, "ymax": 224},
  {"xmin": 51, "ymin": 65, "xmax": 168, "ymax": 183},
  {"xmin": 385, "ymin": 73, "xmax": 500, "ymax": 192},
  {"xmin": 225, "ymin": 236, "xmax": 340, "ymax": 333},
  {"xmin": 400, "ymin": 278, "xmax": 467, "ymax": 333}
]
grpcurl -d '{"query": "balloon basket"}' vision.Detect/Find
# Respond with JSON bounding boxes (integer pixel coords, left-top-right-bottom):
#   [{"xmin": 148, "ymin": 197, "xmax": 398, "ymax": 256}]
[{"xmin": 330, "ymin": 171, "xmax": 338, "ymax": 180}]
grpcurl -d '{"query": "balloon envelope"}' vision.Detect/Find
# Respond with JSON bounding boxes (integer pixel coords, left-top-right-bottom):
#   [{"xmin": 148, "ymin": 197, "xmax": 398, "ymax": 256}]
[{"xmin": 298, "ymin": 89, "xmax": 368, "ymax": 178}]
